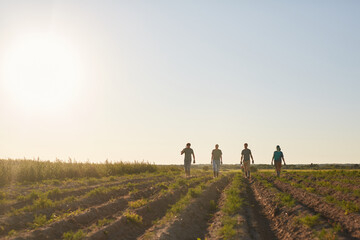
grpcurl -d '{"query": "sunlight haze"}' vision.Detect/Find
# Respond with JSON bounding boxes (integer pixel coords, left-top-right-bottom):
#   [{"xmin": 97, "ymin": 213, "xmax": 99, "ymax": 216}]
[{"xmin": 0, "ymin": 1, "xmax": 359, "ymax": 164}]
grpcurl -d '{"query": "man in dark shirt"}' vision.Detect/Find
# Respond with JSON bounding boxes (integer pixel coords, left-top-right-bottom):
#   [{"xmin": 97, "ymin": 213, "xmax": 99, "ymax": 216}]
[
  {"xmin": 211, "ymin": 144, "xmax": 222, "ymax": 178},
  {"xmin": 181, "ymin": 143, "xmax": 195, "ymax": 178},
  {"xmin": 241, "ymin": 143, "xmax": 254, "ymax": 179}
]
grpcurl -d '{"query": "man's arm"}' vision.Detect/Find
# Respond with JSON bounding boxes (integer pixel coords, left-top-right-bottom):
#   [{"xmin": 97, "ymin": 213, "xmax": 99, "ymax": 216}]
[
  {"xmin": 271, "ymin": 153, "xmax": 274, "ymax": 165},
  {"xmin": 250, "ymin": 152, "xmax": 254, "ymax": 164},
  {"xmin": 211, "ymin": 152, "xmax": 213, "ymax": 164},
  {"xmin": 181, "ymin": 149, "xmax": 184, "ymax": 155},
  {"xmin": 192, "ymin": 153, "xmax": 195, "ymax": 164},
  {"xmin": 240, "ymin": 154, "xmax": 243, "ymax": 164},
  {"xmin": 282, "ymin": 154, "xmax": 286, "ymax": 165},
  {"xmin": 220, "ymin": 154, "xmax": 223, "ymax": 164}
]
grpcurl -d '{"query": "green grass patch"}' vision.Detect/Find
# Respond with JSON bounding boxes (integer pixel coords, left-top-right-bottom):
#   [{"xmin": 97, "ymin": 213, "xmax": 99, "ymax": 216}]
[
  {"xmin": 129, "ymin": 199, "xmax": 148, "ymax": 209},
  {"xmin": 189, "ymin": 188, "xmax": 202, "ymax": 198},
  {"xmin": 297, "ymin": 214, "xmax": 320, "ymax": 228},
  {"xmin": 62, "ymin": 229, "xmax": 86, "ymax": 240},
  {"xmin": 218, "ymin": 173, "xmax": 245, "ymax": 239},
  {"xmin": 218, "ymin": 216, "xmax": 237, "ymax": 239},
  {"xmin": 124, "ymin": 211, "xmax": 143, "ymax": 224},
  {"xmin": 29, "ymin": 214, "xmax": 47, "ymax": 229},
  {"xmin": 277, "ymin": 192, "xmax": 295, "ymax": 207},
  {"xmin": 97, "ymin": 218, "xmax": 113, "ymax": 227}
]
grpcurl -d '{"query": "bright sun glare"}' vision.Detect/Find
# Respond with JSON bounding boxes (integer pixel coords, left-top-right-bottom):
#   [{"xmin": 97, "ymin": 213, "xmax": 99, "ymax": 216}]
[{"xmin": 2, "ymin": 33, "xmax": 83, "ymax": 113}]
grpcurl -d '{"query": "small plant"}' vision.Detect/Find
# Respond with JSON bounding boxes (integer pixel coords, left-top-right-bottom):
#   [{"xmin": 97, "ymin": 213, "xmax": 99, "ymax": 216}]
[
  {"xmin": 62, "ymin": 229, "xmax": 86, "ymax": 240},
  {"xmin": 209, "ymin": 200, "xmax": 217, "ymax": 211},
  {"xmin": 8, "ymin": 229, "xmax": 16, "ymax": 237},
  {"xmin": 47, "ymin": 188, "xmax": 62, "ymax": 199},
  {"xmin": 156, "ymin": 182, "xmax": 169, "ymax": 190},
  {"xmin": 277, "ymin": 192, "xmax": 295, "ymax": 207},
  {"xmin": 33, "ymin": 197, "xmax": 53, "ymax": 209},
  {"xmin": 315, "ymin": 228, "xmax": 338, "ymax": 240},
  {"xmin": 129, "ymin": 199, "xmax": 148, "ymax": 209},
  {"xmin": 29, "ymin": 214, "xmax": 47, "ymax": 229},
  {"xmin": 87, "ymin": 187, "xmax": 109, "ymax": 197},
  {"xmin": 97, "ymin": 218, "xmax": 113, "ymax": 227},
  {"xmin": 124, "ymin": 211, "xmax": 143, "ymax": 224},
  {"xmin": 189, "ymin": 188, "xmax": 201, "ymax": 198},
  {"xmin": 29, "ymin": 190, "xmax": 42, "ymax": 200},
  {"xmin": 297, "ymin": 214, "xmax": 320, "ymax": 228},
  {"xmin": 218, "ymin": 216, "xmax": 237, "ymax": 239}
]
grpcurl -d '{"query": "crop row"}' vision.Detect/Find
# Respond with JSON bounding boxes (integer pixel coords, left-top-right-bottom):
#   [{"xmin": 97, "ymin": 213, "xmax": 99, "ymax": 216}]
[
  {"xmin": 2, "ymin": 172, "xmax": 198, "ymax": 239},
  {"xmin": 256, "ymin": 172, "xmax": 360, "ymax": 239}
]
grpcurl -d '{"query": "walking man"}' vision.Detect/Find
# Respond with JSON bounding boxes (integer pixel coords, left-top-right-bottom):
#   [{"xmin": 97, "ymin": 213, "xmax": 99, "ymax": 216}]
[
  {"xmin": 181, "ymin": 143, "xmax": 195, "ymax": 178},
  {"xmin": 241, "ymin": 143, "xmax": 254, "ymax": 179},
  {"xmin": 211, "ymin": 144, "xmax": 223, "ymax": 178},
  {"xmin": 271, "ymin": 145, "xmax": 286, "ymax": 177}
]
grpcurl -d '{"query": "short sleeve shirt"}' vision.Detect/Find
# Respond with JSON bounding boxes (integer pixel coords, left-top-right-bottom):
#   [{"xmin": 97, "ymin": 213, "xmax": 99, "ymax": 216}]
[
  {"xmin": 241, "ymin": 149, "xmax": 252, "ymax": 161},
  {"xmin": 273, "ymin": 151, "xmax": 283, "ymax": 161},
  {"xmin": 183, "ymin": 148, "xmax": 194, "ymax": 161},
  {"xmin": 212, "ymin": 149, "xmax": 222, "ymax": 161}
]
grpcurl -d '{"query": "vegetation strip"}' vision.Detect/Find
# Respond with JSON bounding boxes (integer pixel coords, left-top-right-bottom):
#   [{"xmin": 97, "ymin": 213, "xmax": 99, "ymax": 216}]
[
  {"xmin": 206, "ymin": 173, "xmax": 246, "ymax": 240},
  {"xmin": 86, "ymin": 175, "xmax": 213, "ymax": 239},
  {"xmin": 140, "ymin": 175, "xmax": 231, "ymax": 240},
  {"xmin": 269, "ymin": 177, "xmax": 360, "ymax": 238},
  {"xmin": 0, "ymin": 175, "xmax": 184, "ymax": 239}
]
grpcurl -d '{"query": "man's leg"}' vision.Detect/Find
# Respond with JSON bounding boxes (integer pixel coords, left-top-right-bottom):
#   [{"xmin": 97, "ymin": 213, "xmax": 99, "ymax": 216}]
[
  {"xmin": 244, "ymin": 161, "xmax": 249, "ymax": 178},
  {"xmin": 275, "ymin": 161, "xmax": 281, "ymax": 177},
  {"xmin": 184, "ymin": 163, "xmax": 187, "ymax": 177},
  {"xmin": 185, "ymin": 161, "xmax": 190, "ymax": 177},
  {"xmin": 212, "ymin": 161, "xmax": 216, "ymax": 178}
]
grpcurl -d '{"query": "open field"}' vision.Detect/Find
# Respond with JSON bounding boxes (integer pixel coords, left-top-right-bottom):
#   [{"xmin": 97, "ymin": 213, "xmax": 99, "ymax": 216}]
[{"xmin": 0, "ymin": 160, "xmax": 359, "ymax": 240}]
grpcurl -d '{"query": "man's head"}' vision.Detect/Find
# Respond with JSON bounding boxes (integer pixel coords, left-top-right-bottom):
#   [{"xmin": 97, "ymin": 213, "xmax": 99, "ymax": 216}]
[
  {"xmin": 276, "ymin": 145, "xmax": 281, "ymax": 151},
  {"xmin": 215, "ymin": 144, "xmax": 219, "ymax": 149},
  {"xmin": 186, "ymin": 143, "xmax": 191, "ymax": 148},
  {"xmin": 244, "ymin": 143, "xmax": 248, "ymax": 149}
]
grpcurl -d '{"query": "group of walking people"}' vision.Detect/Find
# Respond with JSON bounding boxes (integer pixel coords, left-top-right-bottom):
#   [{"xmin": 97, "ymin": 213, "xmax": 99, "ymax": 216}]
[{"xmin": 181, "ymin": 143, "xmax": 286, "ymax": 178}]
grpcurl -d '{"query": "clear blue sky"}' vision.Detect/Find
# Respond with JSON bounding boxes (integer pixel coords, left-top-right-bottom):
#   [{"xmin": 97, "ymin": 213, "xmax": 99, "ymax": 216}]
[{"xmin": 0, "ymin": 1, "xmax": 359, "ymax": 164}]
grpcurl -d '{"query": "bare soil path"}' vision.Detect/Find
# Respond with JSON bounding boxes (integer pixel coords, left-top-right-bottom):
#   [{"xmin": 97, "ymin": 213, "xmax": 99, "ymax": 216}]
[{"xmin": 245, "ymin": 179, "xmax": 278, "ymax": 240}]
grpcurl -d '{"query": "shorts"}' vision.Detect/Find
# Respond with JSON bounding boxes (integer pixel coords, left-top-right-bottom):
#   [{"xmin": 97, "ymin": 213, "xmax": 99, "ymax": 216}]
[
  {"xmin": 275, "ymin": 160, "xmax": 282, "ymax": 170},
  {"xmin": 213, "ymin": 160, "xmax": 220, "ymax": 172},
  {"xmin": 243, "ymin": 160, "xmax": 250, "ymax": 172}
]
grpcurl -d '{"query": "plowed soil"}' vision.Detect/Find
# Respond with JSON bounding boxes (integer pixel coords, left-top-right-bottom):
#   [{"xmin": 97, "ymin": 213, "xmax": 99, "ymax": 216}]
[{"xmin": 2, "ymin": 170, "xmax": 359, "ymax": 240}]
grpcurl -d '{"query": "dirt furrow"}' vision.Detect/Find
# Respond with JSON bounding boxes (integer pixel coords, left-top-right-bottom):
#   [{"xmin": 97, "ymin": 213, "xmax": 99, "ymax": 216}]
[
  {"xmin": 13, "ymin": 182, "xmax": 169, "ymax": 240},
  {"xmin": 142, "ymin": 175, "xmax": 230, "ymax": 240},
  {"xmin": 245, "ymin": 179, "xmax": 279, "ymax": 240},
  {"xmin": 0, "ymin": 179, "xmax": 169, "ymax": 238},
  {"xmin": 205, "ymin": 179, "xmax": 239, "ymax": 240},
  {"xmin": 282, "ymin": 175, "xmax": 360, "ymax": 207},
  {"xmin": 0, "ymin": 174, "xmax": 174, "ymax": 215},
  {"xmin": 205, "ymin": 175, "xmax": 250, "ymax": 240},
  {"xmin": 271, "ymin": 178, "xmax": 360, "ymax": 238},
  {"xmin": 86, "ymin": 176, "xmax": 213, "ymax": 240}
]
